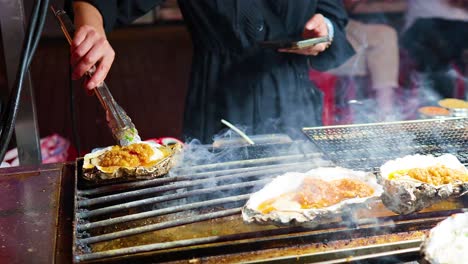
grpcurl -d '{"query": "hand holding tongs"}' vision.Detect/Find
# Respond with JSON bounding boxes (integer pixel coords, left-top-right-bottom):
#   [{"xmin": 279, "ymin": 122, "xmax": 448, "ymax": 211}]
[{"xmin": 51, "ymin": 6, "xmax": 141, "ymax": 146}]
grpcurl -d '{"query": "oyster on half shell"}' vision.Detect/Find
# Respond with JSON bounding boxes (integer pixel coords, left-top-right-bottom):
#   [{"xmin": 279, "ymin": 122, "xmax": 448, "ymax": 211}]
[
  {"xmin": 421, "ymin": 212, "xmax": 468, "ymax": 264},
  {"xmin": 379, "ymin": 154, "xmax": 468, "ymax": 215},
  {"xmin": 82, "ymin": 141, "xmax": 182, "ymax": 182},
  {"xmin": 242, "ymin": 167, "xmax": 383, "ymax": 226}
]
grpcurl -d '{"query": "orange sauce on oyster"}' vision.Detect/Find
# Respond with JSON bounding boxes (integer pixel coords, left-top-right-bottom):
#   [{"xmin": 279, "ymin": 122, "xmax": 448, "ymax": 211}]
[
  {"xmin": 258, "ymin": 178, "xmax": 374, "ymax": 214},
  {"xmin": 98, "ymin": 143, "xmax": 155, "ymax": 167},
  {"xmin": 389, "ymin": 165, "xmax": 468, "ymax": 185}
]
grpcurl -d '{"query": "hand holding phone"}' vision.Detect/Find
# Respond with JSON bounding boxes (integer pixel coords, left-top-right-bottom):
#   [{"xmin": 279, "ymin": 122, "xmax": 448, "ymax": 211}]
[{"xmin": 259, "ymin": 36, "xmax": 331, "ymax": 51}]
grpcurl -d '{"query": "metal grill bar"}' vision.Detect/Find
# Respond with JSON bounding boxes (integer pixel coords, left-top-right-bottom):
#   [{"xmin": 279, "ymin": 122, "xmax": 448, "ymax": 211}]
[
  {"xmin": 174, "ymin": 153, "xmax": 323, "ymax": 172},
  {"xmin": 78, "ymin": 160, "xmax": 318, "ymax": 207},
  {"xmin": 78, "ymin": 166, "xmax": 318, "ymax": 218},
  {"xmin": 76, "ymin": 227, "xmax": 262, "ymax": 262},
  {"xmin": 78, "ymin": 208, "xmax": 241, "ymax": 245},
  {"xmin": 243, "ymin": 240, "xmax": 422, "ymax": 264},
  {"xmin": 78, "ymin": 153, "xmax": 323, "ymax": 196},
  {"xmin": 78, "ymin": 176, "xmax": 176, "ymax": 197},
  {"xmin": 79, "ymin": 178, "xmax": 267, "ymax": 219},
  {"xmin": 78, "ymin": 193, "xmax": 251, "ymax": 231},
  {"xmin": 75, "ymin": 211, "xmax": 450, "ymax": 262}
]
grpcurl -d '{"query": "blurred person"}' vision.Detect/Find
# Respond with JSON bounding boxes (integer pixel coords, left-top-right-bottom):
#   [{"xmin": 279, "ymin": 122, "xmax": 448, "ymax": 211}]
[
  {"xmin": 326, "ymin": 0, "xmax": 401, "ymax": 120},
  {"xmin": 402, "ymin": 0, "xmax": 468, "ymax": 100},
  {"xmin": 67, "ymin": 1, "xmax": 354, "ymax": 143},
  {"xmin": 328, "ymin": 18, "xmax": 399, "ymax": 119}
]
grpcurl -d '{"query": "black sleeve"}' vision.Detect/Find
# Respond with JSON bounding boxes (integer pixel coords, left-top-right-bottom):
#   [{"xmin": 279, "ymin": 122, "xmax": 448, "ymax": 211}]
[
  {"xmin": 72, "ymin": 0, "xmax": 165, "ymax": 32},
  {"xmin": 309, "ymin": 0, "xmax": 355, "ymax": 71}
]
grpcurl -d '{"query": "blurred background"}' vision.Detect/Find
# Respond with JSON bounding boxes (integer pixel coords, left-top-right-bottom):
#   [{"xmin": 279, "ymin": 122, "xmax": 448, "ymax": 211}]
[{"xmin": 0, "ymin": 0, "xmax": 466, "ymax": 157}]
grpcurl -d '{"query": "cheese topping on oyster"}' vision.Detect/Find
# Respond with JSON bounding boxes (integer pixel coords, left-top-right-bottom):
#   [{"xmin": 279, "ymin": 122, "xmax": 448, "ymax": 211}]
[
  {"xmin": 242, "ymin": 167, "xmax": 383, "ymax": 226},
  {"xmin": 82, "ymin": 141, "xmax": 180, "ymax": 181},
  {"xmin": 97, "ymin": 143, "xmax": 162, "ymax": 168},
  {"xmin": 381, "ymin": 154, "xmax": 467, "ymax": 185},
  {"xmin": 257, "ymin": 178, "xmax": 375, "ymax": 214},
  {"xmin": 388, "ymin": 165, "xmax": 468, "ymax": 186},
  {"xmin": 379, "ymin": 154, "xmax": 468, "ymax": 215},
  {"xmin": 84, "ymin": 142, "xmax": 165, "ymax": 173}
]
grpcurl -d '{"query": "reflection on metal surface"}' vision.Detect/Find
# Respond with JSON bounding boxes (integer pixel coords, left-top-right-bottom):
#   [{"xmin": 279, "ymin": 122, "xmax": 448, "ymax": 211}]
[
  {"xmin": 0, "ymin": 0, "xmax": 41, "ymax": 165},
  {"xmin": 0, "ymin": 164, "xmax": 66, "ymax": 263}
]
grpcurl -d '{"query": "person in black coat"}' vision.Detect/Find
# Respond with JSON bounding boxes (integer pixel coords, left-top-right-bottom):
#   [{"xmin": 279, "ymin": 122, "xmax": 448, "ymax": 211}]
[{"xmin": 69, "ymin": 0, "xmax": 354, "ymax": 143}]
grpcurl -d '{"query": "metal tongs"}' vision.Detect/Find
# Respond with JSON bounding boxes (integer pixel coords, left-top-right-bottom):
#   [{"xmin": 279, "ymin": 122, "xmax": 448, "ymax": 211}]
[{"xmin": 51, "ymin": 6, "xmax": 141, "ymax": 146}]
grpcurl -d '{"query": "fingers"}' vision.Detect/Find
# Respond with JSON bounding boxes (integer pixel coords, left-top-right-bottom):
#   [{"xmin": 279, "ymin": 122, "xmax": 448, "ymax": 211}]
[
  {"xmin": 72, "ymin": 25, "xmax": 89, "ymax": 47},
  {"xmin": 278, "ymin": 42, "xmax": 328, "ymax": 56},
  {"xmin": 70, "ymin": 25, "xmax": 115, "ymax": 90},
  {"xmin": 71, "ymin": 25, "xmax": 97, "ymax": 67},
  {"xmin": 71, "ymin": 30, "xmax": 99, "ymax": 73},
  {"xmin": 280, "ymin": 13, "xmax": 330, "ymax": 56},
  {"xmin": 85, "ymin": 50, "xmax": 114, "ymax": 90},
  {"xmin": 304, "ymin": 14, "xmax": 328, "ymax": 38},
  {"xmin": 305, "ymin": 14, "xmax": 322, "ymax": 31},
  {"xmin": 82, "ymin": 81, "xmax": 95, "ymax": 96}
]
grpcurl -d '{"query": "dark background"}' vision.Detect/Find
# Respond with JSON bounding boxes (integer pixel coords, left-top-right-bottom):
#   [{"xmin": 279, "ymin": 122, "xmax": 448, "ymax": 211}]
[
  {"xmin": 0, "ymin": 0, "xmax": 408, "ymax": 154},
  {"xmin": 0, "ymin": 0, "xmax": 191, "ymax": 154}
]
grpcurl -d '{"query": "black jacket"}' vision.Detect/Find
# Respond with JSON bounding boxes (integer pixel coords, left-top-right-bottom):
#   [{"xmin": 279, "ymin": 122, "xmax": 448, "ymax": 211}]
[{"xmin": 72, "ymin": 0, "xmax": 354, "ymax": 143}]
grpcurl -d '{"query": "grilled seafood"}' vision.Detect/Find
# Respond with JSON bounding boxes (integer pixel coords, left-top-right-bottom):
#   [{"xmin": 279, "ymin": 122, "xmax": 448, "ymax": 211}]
[
  {"xmin": 257, "ymin": 178, "xmax": 375, "ymax": 214},
  {"xmin": 242, "ymin": 167, "xmax": 383, "ymax": 226},
  {"xmin": 379, "ymin": 154, "xmax": 468, "ymax": 215},
  {"xmin": 82, "ymin": 141, "xmax": 182, "ymax": 182},
  {"xmin": 421, "ymin": 212, "xmax": 468, "ymax": 264}
]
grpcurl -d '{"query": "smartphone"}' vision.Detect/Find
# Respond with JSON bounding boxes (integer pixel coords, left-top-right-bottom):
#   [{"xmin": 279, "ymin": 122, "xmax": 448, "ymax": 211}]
[{"xmin": 259, "ymin": 36, "xmax": 330, "ymax": 50}]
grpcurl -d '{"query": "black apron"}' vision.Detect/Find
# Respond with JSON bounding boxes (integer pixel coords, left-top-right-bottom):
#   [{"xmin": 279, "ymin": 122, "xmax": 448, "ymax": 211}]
[{"xmin": 69, "ymin": 0, "xmax": 354, "ymax": 143}]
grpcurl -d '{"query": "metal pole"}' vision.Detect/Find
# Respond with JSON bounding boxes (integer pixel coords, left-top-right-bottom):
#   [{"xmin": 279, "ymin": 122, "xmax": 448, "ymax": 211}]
[{"xmin": 0, "ymin": 0, "xmax": 42, "ymax": 165}]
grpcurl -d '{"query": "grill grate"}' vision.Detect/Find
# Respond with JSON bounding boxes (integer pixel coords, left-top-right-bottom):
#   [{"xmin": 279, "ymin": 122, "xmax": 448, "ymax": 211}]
[
  {"xmin": 73, "ymin": 141, "xmax": 340, "ymax": 263},
  {"xmin": 303, "ymin": 118, "xmax": 468, "ymax": 170},
  {"xmin": 73, "ymin": 120, "xmax": 468, "ymax": 263}
]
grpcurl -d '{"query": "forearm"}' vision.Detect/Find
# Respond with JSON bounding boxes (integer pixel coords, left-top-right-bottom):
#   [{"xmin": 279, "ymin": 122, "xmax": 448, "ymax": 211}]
[
  {"xmin": 73, "ymin": 1, "xmax": 105, "ymax": 36},
  {"xmin": 69, "ymin": 1, "xmax": 115, "ymax": 90},
  {"xmin": 71, "ymin": 0, "xmax": 165, "ymax": 31}
]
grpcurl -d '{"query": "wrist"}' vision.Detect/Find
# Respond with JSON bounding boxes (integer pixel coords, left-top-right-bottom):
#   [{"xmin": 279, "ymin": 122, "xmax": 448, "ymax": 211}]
[
  {"xmin": 73, "ymin": 1, "xmax": 105, "ymax": 36},
  {"xmin": 323, "ymin": 16, "xmax": 334, "ymax": 43}
]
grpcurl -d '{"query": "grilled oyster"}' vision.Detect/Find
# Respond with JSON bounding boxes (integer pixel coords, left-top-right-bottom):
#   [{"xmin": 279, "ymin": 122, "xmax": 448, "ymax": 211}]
[
  {"xmin": 242, "ymin": 167, "xmax": 383, "ymax": 226},
  {"xmin": 421, "ymin": 212, "xmax": 468, "ymax": 264},
  {"xmin": 82, "ymin": 141, "xmax": 182, "ymax": 182},
  {"xmin": 379, "ymin": 154, "xmax": 468, "ymax": 215}
]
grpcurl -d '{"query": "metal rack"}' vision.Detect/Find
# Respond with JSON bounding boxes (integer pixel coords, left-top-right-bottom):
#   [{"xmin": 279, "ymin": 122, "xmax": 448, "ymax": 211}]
[
  {"xmin": 72, "ymin": 138, "xmax": 467, "ymax": 263},
  {"xmin": 303, "ymin": 118, "xmax": 468, "ymax": 170}
]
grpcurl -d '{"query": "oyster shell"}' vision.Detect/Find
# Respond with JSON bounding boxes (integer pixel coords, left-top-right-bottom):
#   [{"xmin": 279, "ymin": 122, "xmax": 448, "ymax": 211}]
[
  {"xmin": 82, "ymin": 141, "xmax": 182, "ymax": 182},
  {"xmin": 421, "ymin": 212, "xmax": 468, "ymax": 264},
  {"xmin": 242, "ymin": 167, "xmax": 383, "ymax": 226},
  {"xmin": 379, "ymin": 154, "xmax": 468, "ymax": 215}
]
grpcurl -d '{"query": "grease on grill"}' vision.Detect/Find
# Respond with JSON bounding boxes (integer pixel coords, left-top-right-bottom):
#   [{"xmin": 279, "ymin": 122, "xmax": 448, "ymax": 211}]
[{"xmin": 199, "ymin": 231, "xmax": 429, "ymax": 264}]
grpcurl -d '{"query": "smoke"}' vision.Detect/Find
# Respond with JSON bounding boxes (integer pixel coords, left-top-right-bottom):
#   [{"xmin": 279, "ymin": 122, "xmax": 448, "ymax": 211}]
[{"xmin": 152, "ymin": 127, "xmax": 334, "ymax": 216}]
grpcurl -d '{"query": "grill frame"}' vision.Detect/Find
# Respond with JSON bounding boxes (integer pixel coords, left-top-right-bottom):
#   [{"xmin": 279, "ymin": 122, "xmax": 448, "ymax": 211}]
[{"xmin": 72, "ymin": 118, "xmax": 468, "ymax": 263}]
